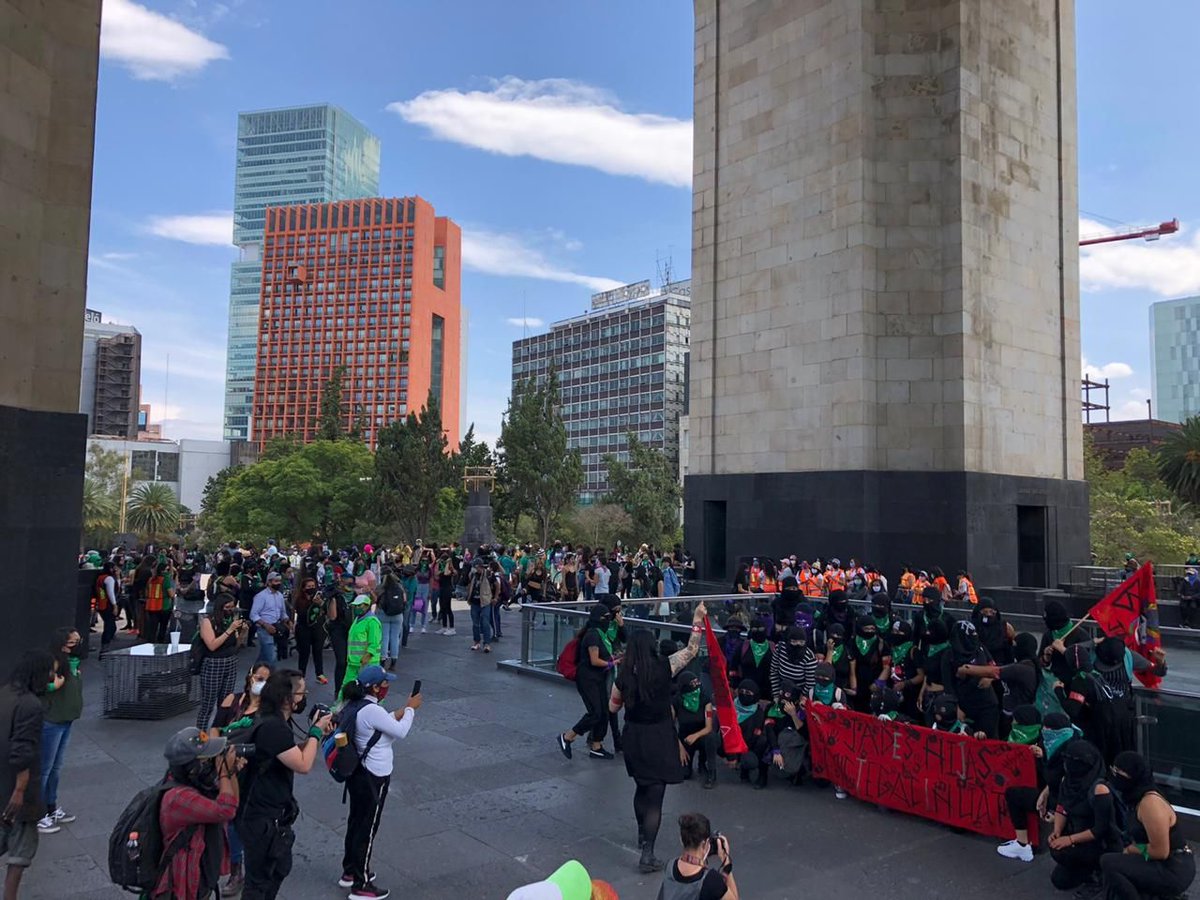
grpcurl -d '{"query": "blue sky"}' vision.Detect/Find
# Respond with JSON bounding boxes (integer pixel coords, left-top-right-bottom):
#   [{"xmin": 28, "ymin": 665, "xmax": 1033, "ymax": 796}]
[{"xmin": 86, "ymin": 0, "xmax": 1200, "ymax": 445}]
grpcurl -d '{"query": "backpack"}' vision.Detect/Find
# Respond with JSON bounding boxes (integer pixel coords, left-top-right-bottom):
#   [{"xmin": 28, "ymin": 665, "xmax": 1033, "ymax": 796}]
[
  {"xmin": 555, "ymin": 637, "xmax": 581, "ymax": 681},
  {"xmin": 322, "ymin": 699, "xmax": 383, "ymax": 784},
  {"xmin": 108, "ymin": 781, "xmax": 197, "ymax": 893},
  {"xmin": 380, "ymin": 583, "xmax": 406, "ymax": 617},
  {"xmin": 188, "ymin": 628, "xmax": 207, "ymax": 675}
]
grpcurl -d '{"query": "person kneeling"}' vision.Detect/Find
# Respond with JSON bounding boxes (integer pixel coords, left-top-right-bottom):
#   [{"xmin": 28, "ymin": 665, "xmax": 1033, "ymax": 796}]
[
  {"xmin": 673, "ymin": 672, "xmax": 718, "ymax": 789},
  {"xmin": 657, "ymin": 812, "xmax": 739, "ymax": 900}
]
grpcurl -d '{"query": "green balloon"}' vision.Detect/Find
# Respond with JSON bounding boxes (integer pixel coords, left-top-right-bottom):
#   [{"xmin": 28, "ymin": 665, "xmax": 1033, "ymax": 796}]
[{"xmin": 545, "ymin": 860, "xmax": 591, "ymax": 900}]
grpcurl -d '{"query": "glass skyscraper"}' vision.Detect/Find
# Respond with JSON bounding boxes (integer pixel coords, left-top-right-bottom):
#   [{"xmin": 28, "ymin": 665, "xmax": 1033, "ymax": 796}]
[
  {"xmin": 1150, "ymin": 295, "xmax": 1200, "ymax": 424},
  {"xmin": 224, "ymin": 104, "xmax": 381, "ymax": 441}
]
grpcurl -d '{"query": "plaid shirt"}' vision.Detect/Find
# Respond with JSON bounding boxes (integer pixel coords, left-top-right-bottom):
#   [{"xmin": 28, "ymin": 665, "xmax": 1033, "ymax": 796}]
[{"xmin": 153, "ymin": 784, "xmax": 236, "ymax": 900}]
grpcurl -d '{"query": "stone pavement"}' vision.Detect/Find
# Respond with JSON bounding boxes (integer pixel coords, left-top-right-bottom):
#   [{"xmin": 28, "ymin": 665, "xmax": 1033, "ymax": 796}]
[{"xmin": 27, "ymin": 617, "xmax": 1069, "ymax": 900}]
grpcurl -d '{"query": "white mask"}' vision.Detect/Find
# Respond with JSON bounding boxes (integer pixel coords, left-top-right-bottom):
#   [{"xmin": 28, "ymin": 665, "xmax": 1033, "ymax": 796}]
[{"xmin": 250, "ymin": 680, "xmax": 265, "ymax": 696}]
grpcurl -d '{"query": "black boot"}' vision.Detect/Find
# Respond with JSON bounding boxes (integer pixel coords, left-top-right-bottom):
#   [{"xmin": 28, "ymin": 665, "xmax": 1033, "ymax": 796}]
[{"xmin": 638, "ymin": 841, "xmax": 664, "ymax": 873}]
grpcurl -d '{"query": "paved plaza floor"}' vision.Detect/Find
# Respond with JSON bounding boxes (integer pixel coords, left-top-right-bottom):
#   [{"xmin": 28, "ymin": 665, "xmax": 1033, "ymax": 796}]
[{"xmin": 25, "ymin": 617, "xmax": 1072, "ymax": 900}]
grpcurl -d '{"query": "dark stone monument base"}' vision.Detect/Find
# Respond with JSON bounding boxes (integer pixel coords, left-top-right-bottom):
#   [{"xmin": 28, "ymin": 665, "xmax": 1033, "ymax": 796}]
[
  {"xmin": 0, "ymin": 404, "xmax": 86, "ymax": 675},
  {"xmin": 684, "ymin": 470, "xmax": 1089, "ymax": 588},
  {"xmin": 461, "ymin": 504, "xmax": 494, "ymax": 550}
]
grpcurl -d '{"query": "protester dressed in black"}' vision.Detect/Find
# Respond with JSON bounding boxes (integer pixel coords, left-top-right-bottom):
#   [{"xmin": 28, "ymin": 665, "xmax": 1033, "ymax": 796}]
[
  {"xmin": 558, "ymin": 604, "xmax": 618, "ymax": 760},
  {"xmin": 946, "ymin": 619, "xmax": 1000, "ymax": 739},
  {"xmin": 1048, "ymin": 739, "xmax": 1118, "ymax": 892},
  {"xmin": 609, "ymin": 604, "xmax": 706, "ymax": 873}
]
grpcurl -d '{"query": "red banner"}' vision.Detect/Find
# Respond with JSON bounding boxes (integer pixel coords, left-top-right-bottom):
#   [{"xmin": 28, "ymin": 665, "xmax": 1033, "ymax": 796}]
[
  {"xmin": 806, "ymin": 705, "xmax": 1038, "ymax": 841},
  {"xmin": 703, "ymin": 617, "xmax": 748, "ymax": 756},
  {"xmin": 1088, "ymin": 562, "xmax": 1162, "ymax": 688}
]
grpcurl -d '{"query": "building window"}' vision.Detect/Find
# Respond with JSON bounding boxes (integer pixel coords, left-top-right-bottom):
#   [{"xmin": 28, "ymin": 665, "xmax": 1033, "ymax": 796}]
[
  {"xmin": 433, "ymin": 245, "xmax": 445, "ymax": 289},
  {"xmin": 430, "ymin": 313, "xmax": 445, "ymax": 408},
  {"xmin": 131, "ymin": 450, "xmax": 156, "ymax": 481}
]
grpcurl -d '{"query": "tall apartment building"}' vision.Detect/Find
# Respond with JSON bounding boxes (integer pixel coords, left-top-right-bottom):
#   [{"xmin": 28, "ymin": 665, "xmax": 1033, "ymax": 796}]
[
  {"xmin": 251, "ymin": 196, "xmax": 462, "ymax": 452},
  {"xmin": 1151, "ymin": 296, "xmax": 1200, "ymax": 424},
  {"xmin": 80, "ymin": 309, "xmax": 141, "ymax": 439},
  {"xmin": 511, "ymin": 280, "xmax": 691, "ymax": 503},
  {"xmin": 224, "ymin": 104, "xmax": 381, "ymax": 442}
]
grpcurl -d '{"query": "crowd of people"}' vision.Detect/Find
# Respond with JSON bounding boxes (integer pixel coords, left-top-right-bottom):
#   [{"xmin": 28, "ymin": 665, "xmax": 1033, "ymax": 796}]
[{"xmin": 0, "ymin": 541, "xmax": 1187, "ymax": 900}]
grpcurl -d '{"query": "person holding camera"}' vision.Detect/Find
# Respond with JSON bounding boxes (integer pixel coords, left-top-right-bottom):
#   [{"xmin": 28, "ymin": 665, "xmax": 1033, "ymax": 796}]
[
  {"xmin": 658, "ymin": 812, "xmax": 739, "ymax": 899},
  {"xmin": 195, "ymin": 593, "xmax": 249, "ymax": 730},
  {"xmin": 237, "ymin": 669, "xmax": 333, "ymax": 900},
  {"xmin": 154, "ymin": 727, "xmax": 245, "ymax": 900},
  {"xmin": 336, "ymin": 666, "xmax": 422, "ymax": 900}
]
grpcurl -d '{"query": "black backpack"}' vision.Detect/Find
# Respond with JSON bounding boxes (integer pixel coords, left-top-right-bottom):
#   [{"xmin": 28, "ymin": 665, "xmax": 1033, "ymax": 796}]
[
  {"xmin": 380, "ymin": 583, "xmax": 406, "ymax": 617},
  {"xmin": 108, "ymin": 780, "xmax": 197, "ymax": 893}
]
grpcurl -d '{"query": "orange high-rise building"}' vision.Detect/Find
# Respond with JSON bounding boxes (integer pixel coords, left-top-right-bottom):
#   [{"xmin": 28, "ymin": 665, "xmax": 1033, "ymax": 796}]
[{"xmin": 251, "ymin": 197, "xmax": 461, "ymax": 452}]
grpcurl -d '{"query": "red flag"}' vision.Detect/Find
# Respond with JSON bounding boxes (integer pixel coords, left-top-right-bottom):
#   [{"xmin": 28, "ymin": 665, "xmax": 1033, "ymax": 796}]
[
  {"xmin": 1088, "ymin": 562, "xmax": 1161, "ymax": 688},
  {"xmin": 703, "ymin": 617, "xmax": 748, "ymax": 755}
]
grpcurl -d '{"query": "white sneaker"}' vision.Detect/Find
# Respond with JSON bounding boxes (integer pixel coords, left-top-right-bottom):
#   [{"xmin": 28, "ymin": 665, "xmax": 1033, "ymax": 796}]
[
  {"xmin": 36, "ymin": 815, "xmax": 61, "ymax": 834},
  {"xmin": 51, "ymin": 807, "xmax": 76, "ymax": 824},
  {"xmin": 445, "ymin": 628, "xmax": 456, "ymax": 636},
  {"xmin": 420, "ymin": 626, "xmax": 427, "ymax": 634},
  {"xmin": 834, "ymin": 788, "xmax": 847, "ymax": 800},
  {"xmin": 997, "ymin": 839, "xmax": 1033, "ymax": 862}
]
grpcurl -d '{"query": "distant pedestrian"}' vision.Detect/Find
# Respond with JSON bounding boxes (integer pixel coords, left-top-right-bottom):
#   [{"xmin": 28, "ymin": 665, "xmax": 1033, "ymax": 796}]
[
  {"xmin": 195, "ymin": 593, "xmax": 249, "ymax": 730},
  {"xmin": 250, "ymin": 572, "xmax": 288, "ymax": 665},
  {"xmin": 38, "ymin": 629, "xmax": 84, "ymax": 834}
]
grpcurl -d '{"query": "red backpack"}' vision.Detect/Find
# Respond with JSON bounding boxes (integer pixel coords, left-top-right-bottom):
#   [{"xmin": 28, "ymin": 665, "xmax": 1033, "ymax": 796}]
[{"xmin": 555, "ymin": 637, "xmax": 580, "ymax": 681}]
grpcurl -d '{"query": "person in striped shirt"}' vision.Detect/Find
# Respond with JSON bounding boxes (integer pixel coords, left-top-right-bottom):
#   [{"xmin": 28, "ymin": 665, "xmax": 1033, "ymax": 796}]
[{"xmin": 769, "ymin": 626, "xmax": 816, "ymax": 702}]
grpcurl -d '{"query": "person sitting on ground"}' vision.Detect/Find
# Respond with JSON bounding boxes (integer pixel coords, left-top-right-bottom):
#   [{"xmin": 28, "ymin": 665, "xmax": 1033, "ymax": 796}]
[
  {"xmin": 657, "ymin": 812, "xmax": 739, "ymax": 900},
  {"xmin": 154, "ymin": 727, "xmax": 244, "ymax": 900},
  {"xmin": 672, "ymin": 671, "xmax": 717, "ymax": 790},
  {"xmin": 1048, "ymin": 738, "xmax": 1119, "ymax": 894},
  {"xmin": 731, "ymin": 680, "xmax": 769, "ymax": 790}
]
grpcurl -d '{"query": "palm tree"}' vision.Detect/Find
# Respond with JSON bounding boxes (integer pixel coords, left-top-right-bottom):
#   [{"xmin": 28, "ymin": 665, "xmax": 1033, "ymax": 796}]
[
  {"xmin": 82, "ymin": 477, "xmax": 118, "ymax": 531},
  {"xmin": 1156, "ymin": 416, "xmax": 1200, "ymax": 505},
  {"xmin": 126, "ymin": 482, "xmax": 181, "ymax": 539}
]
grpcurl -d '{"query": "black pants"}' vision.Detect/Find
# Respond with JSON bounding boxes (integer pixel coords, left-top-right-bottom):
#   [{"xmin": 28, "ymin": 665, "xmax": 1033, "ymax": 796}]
[
  {"xmin": 680, "ymin": 725, "xmax": 717, "ymax": 777},
  {"xmin": 99, "ymin": 607, "xmax": 117, "ymax": 647},
  {"xmin": 240, "ymin": 814, "xmax": 294, "ymax": 900},
  {"xmin": 571, "ymin": 676, "xmax": 609, "ymax": 744},
  {"xmin": 295, "ymin": 622, "xmax": 325, "ymax": 678},
  {"xmin": 964, "ymin": 703, "xmax": 1000, "ymax": 740},
  {"xmin": 342, "ymin": 768, "xmax": 390, "ymax": 888},
  {"xmin": 1101, "ymin": 848, "xmax": 1195, "ymax": 900},
  {"xmin": 439, "ymin": 590, "xmax": 454, "ymax": 628},
  {"xmin": 1051, "ymin": 841, "xmax": 1105, "ymax": 890},
  {"xmin": 274, "ymin": 623, "xmax": 290, "ymax": 660},
  {"xmin": 1181, "ymin": 596, "xmax": 1200, "ymax": 628},
  {"xmin": 145, "ymin": 610, "xmax": 170, "ymax": 644},
  {"xmin": 1005, "ymin": 785, "xmax": 1040, "ymax": 833},
  {"xmin": 329, "ymin": 625, "xmax": 349, "ymax": 691}
]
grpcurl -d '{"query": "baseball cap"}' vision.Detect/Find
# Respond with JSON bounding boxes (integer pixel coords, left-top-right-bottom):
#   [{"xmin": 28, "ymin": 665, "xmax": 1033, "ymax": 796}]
[
  {"xmin": 351, "ymin": 594, "xmax": 373, "ymax": 607},
  {"xmin": 164, "ymin": 727, "xmax": 227, "ymax": 766},
  {"xmin": 266, "ymin": 571, "xmax": 282, "ymax": 583},
  {"xmin": 357, "ymin": 664, "xmax": 397, "ymax": 686}
]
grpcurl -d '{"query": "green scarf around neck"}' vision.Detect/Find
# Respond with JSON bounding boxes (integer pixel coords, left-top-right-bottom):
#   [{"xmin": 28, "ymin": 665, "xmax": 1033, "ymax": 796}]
[
  {"xmin": 873, "ymin": 615, "xmax": 891, "ymax": 632},
  {"xmin": 829, "ymin": 644, "xmax": 845, "ymax": 665},
  {"xmin": 855, "ymin": 635, "xmax": 877, "ymax": 657},
  {"xmin": 749, "ymin": 639, "xmax": 769, "ymax": 667},
  {"xmin": 734, "ymin": 698, "xmax": 758, "ymax": 723},
  {"xmin": 926, "ymin": 640, "xmax": 950, "ymax": 658},
  {"xmin": 680, "ymin": 689, "xmax": 701, "ymax": 714},
  {"xmin": 1042, "ymin": 726, "xmax": 1079, "ymax": 759},
  {"xmin": 1008, "ymin": 723, "xmax": 1043, "ymax": 745},
  {"xmin": 890, "ymin": 641, "xmax": 913, "ymax": 665},
  {"xmin": 812, "ymin": 681, "xmax": 836, "ymax": 705}
]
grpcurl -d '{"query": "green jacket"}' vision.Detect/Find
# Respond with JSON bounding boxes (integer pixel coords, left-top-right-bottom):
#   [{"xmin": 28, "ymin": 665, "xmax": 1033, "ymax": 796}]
[{"xmin": 346, "ymin": 613, "xmax": 382, "ymax": 674}]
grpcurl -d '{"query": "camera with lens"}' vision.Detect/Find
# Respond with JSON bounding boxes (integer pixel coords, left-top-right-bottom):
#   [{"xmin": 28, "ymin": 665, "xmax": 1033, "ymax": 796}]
[
  {"xmin": 708, "ymin": 833, "xmax": 725, "ymax": 858},
  {"xmin": 230, "ymin": 743, "xmax": 257, "ymax": 759},
  {"xmin": 308, "ymin": 703, "xmax": 331, "ymax": 724}
]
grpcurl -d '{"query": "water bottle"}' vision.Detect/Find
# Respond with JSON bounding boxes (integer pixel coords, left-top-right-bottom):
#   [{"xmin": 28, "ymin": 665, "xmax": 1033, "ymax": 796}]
[{"xmin": 126, "ymin": 831, "xmax": 140, "ymax": 862}]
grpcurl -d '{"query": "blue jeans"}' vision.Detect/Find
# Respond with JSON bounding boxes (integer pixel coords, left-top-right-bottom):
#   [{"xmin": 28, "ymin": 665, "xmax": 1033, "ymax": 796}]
[
  {"xmin": 227, "ymin": 821, "xmax": 244, "ymax": 865},
  {"xmin": 380, "ymin": 614, "xmax": 403, "ymax": 660},
  {"xmin": 256, "ymin": 625, "xmax": 278, "ymax": 664},
  {"xmin": 469, "ymin": 604, "xmax": 493, "ymax": 645},
  {"xmin": 41, "ymin": 720, "xmax": 72, "ymax": 811}
]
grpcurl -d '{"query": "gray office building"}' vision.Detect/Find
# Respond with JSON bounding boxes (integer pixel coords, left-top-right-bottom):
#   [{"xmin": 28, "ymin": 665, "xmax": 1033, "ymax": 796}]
[
  {"xmin": 511, "ymin": 280, "xmax": 691, "ymax": 503},
  {"xmin": 80, "ymin": 309, "xmax": 141, "ymax": 439},
  {"xmin": 1151, "ymin": 295, "xmax": 1200, "ymax": 424}
]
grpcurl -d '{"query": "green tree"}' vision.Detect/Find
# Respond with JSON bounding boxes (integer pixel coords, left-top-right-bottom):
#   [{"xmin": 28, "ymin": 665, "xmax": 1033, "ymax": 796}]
[
  {"xmin": 603, "ymin": 433, "xmax": 681, "ymax": 548},
  {"xmin": 217, "ymin": 439, "xmax": 373, "ymax": 544},
  {"xmin": 497, "ymin": 372, "xmax": 583, "ymax": 546},
  {"xmin": 86, "ymin": 444, "xmax": 125, "ymax": 495},
  {"xmin": 317, "ymin": 366, "xmax": 348, "ymax": 441},
  {"xmin": 82, "ymin": 477, "xmax": 118, "ymax": 532},
  {"xmin": 427, "ymin": 486, "xmax": 466, "ymax": 544},
  {"xmin": 374, "ymin": 396, "xmax": 455, "ymax": 542},
  {"xmin": 126, "ymin": 482, "xmax": 182, "ymax": 540},
  {"xmin": 1157, "ymin": 417, "xmax": 1200, "ymax": 505},
  {"xmin": 560, "ymin": 502, "xmax": 634, "ymax": 550}
]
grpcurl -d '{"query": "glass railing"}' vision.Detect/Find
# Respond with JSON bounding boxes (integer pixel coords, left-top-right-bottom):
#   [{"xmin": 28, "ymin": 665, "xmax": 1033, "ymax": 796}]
[{"xmin": 502, "ymin": 596, "xmax": 1200, "ymax": 818}]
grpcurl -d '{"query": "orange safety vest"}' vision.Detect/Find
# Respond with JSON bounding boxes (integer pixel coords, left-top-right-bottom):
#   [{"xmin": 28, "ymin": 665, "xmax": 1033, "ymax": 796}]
[
  {"xmin": 825, "ymin": 571, "xmax": 845, "ymax": 592},
  {"xmin": 749, "ymin": 568, "xmax": 761, "ymax": 591},
  {"xmin": 961, "ymin": 578, "xmax": 979, "ymax": 605},
  {"xmin": 800, "ymin": 571, "xmax": 822, "ymax": 598},
  {"xmin": 145, "ymin": 576, "xmax": 166, "ymax": 612},
  {"xmin": 94, "ymin": 574, "xmax": 111, "ymax": 611},
  {"xmin": 760, "ymin": 577, "xmax": 778, "ymax": 594},
  {"xmin": 911, "ymin": 578, "xmax": 929, "ymax": 603}
]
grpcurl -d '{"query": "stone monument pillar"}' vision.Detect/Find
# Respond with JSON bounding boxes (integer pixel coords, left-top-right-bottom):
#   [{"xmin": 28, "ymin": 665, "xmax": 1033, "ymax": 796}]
[
  {"xmin": 685, "ymin": 0, "xmax": 1088, "ymax": 587},
  {"xmin": 461, "ymin": 466, "xmax": 496, "ymax": 549},
  {"xmin": 0, "ymin": 0, "xmax": 102, "ymax": 670}
]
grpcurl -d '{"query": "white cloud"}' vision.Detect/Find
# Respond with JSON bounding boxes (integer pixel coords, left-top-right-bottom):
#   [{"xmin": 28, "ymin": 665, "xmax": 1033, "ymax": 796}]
[
  {"xmin": 1080, "ymin": 216, "xmax": 1200, "ymax": 297},
  {"xmin": 102, "ymin": 251, "xmax": 139, "ymax": 261},
  {"xmin": 1081, "ymin": 358, "xmax": 1134, "ymax": 381},
  {"xmin": 506, "ymin": 317, "xmax": 544, "ymax": 328},
  {"xmin": 101, "ymin": 0, "xmax": 229, "ymax": 81},
  {"xmin": 388, "ymin": 77, "xmax": 692, "ymax": 187},
  {"xmin": 462, "ymin": 229, "xmax": 624, "ymax": 291},
  {"xmin": 145, "ymin": 212, "xmax": 234, "ymax": 247}
]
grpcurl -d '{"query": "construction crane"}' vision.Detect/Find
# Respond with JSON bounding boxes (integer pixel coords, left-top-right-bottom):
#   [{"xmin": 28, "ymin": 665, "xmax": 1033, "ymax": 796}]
[{"xmin": 1079, "ymin": 219, "xmax": 1179, "ymax": 247}]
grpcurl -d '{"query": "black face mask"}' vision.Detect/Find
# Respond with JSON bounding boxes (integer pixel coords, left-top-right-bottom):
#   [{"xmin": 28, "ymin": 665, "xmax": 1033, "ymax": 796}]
[
  {"xmin": 750, "ymin": 628, "xmax": 767, "ymax": 641},
  {"xmin": 737, "ymin": 692, "xmax": 757, "ymax": 705},
  {"xmin": 830, "ymin": 597, "xmax": 847, "ymax": 611},
  {"xmin": 871, "ymin": 604, "xmax": 888, "ymax": 618},
  {"xmin": 293, "ymin": 697, "xmax": 307, "ymax": 716},
  {"xmin": 68, "ymin": 645, "xmax": 84, "ymax": 658},
  {"xmin": 787, "ymin": 642, "xmax": 807, "ymax": 661},
  {"xmin": 925, "ymin": 602, "xmax": 943, "ymax": 617}
]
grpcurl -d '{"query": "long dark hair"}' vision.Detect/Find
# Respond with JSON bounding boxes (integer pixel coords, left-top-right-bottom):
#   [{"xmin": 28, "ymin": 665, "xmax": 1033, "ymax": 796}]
[
  {"xmin": 9, "ymin": 649, "xmax": 55, "ymax": 695},
  {"xmin": 258, "ymin": 668, "xmax": 302, "ymax": 718},
  {"xmin": 49, "ymin": 627, "xmax": 78, "ymax": 683},
  {"xmin": 617, "ymin": 629, "xmax": 668, "ymax": 713}
]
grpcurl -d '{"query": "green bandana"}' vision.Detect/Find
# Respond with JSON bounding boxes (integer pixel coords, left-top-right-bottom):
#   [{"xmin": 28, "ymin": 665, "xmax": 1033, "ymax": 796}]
[
  {"xmin": 599, "ymin": 623, "xmax": 616, "ymax": 657},
  {"xmin": 1042, "ymin": 725, "xmax": 1078, "ymax": 759},
  {"xmin": 855, "ymin": 635, "xmax": 876, "ymax": 657},
  {"xmin": 881, "ymin": 711, "xmax": 899, "ymax": 721},
  {"xmin": 681, "ymin": 689, "xmax": 701, "ymax": 714},
  {"xmin": 830, "ymin": 644, "xmax": 845, "ymax": 665},
  {"xmin": 767, "ymin": 702, "xmax": 784, "ymax": 719},
  {"xmin": 734, "ymin": 698, "xmax": 758, "ymax": 723},
  {"xmin": 67, "ymin": 657, "xmax": 81, "ymax": 678},
  {"xmin": 890, "ymin": 641, "xmax": 913, "ymax": 665},
  {"xmin": 813, "ymin": 682, "xmax": 836, "ymax": 705},
  {"xmin": 1008, "ymin": 723, "xmax": 1043, "ymax": 745},
  {"xmin": 222, "ymin": 715, "xmax": 254, "ymax": 735},
  {"xmin": 1052, "ymin": 622, "xmax": 1074, "ymax": 641},
  {"xmin": 873, "ymin": 615, "xmax": 891, "ymax": 632},
  {"xmin": 750, "ymin": 639, "xmax": 769, "ymax": 667},
  {"xmin": 926, "ymin": 641, "xmax": 950, "ymax": 658}
]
